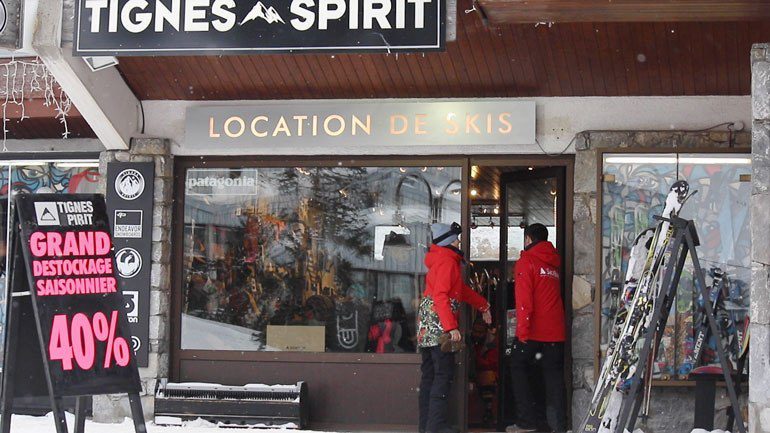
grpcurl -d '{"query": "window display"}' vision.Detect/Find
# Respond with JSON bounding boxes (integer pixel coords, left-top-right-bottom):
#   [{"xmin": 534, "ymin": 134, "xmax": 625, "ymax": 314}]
[
  {"xmin": 180, "ymin": 165, "xmax": 462, "ymax": 353},
  {"xmin": 600, "ymin": 153, "xmax": 751, "ymax": 379}
]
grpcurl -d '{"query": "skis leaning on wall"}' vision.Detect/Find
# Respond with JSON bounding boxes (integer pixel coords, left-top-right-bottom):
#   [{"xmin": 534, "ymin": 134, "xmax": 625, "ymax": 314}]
[{"xmin": 579, "ymin": 180, "xmax": 691, "ymax": 433}]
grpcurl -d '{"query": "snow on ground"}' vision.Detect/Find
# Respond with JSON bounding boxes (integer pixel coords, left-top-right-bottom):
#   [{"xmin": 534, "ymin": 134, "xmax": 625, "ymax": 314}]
[
  {"xmin": 9, "ymin": 413, "xmax": 326, "ymax": 433},
  {"xmin": 10, "ymin": 413, "xmax": 736, "ymax": 433}
]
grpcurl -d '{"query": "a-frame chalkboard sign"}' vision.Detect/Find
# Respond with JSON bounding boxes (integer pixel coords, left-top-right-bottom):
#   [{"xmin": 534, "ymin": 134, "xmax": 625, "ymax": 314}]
[{"xmin": 0, "ymin": 194, "xmax": 146, "ymax": 433}]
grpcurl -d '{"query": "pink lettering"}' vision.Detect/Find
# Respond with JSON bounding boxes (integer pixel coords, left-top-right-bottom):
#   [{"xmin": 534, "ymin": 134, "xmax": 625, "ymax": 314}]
[
  {"xmin": 95, "ymin": 232, "xmax": 111, "ymax": 255},
  {"xmin": 30, "ymin": 232, "xmax": 47, "ymax": 257},
  {"xmin": 48, "ymin": 232, "xmax": 63, "ymax": 256}
]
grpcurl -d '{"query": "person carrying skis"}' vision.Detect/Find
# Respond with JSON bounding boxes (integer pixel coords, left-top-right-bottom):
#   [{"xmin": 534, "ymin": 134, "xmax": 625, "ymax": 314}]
[
  {"xmin": 417, "ymin": 222, "xmax": 492, "ymax": 433},
  {"xmin": 507, "ymin": 223, "xmax": 566, "ymax": 433}
]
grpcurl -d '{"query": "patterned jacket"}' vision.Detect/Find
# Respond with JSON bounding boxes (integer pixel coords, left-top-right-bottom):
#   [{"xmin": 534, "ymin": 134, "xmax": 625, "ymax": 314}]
[{"xmin": 417, "ymin": 245, "xmax": 489, "ymax": 348}]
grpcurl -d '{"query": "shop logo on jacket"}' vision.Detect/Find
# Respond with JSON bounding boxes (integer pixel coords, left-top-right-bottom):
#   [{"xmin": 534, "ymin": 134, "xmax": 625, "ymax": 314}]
[{"xmin": 539, "ymin": 267, "xmax": 559, "ymax": 280}]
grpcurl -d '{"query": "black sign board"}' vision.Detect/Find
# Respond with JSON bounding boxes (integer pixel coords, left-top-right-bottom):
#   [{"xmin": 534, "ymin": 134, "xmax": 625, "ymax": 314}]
[
  {"xmin": 73, "ymin": 0, "xmax": 445, "ymax": 56},
  {"xmin": 0, "ymin": 194, "xmax": 146, "ymax": 433},
  {"xmin": 106, "ymin": 163, "xmax": 154, "ymax": 367}
]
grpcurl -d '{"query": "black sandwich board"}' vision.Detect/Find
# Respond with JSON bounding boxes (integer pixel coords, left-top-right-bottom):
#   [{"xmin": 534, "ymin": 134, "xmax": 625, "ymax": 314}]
[{"xmin": 0, "ymin": 193, "xmax": 146, "ymax": 433}]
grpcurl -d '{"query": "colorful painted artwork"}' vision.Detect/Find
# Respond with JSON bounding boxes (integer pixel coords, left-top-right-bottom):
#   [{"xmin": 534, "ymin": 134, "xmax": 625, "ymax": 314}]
[{"xmin": 600, "ymin": 153, "xmax": 751, "ymax": 379}]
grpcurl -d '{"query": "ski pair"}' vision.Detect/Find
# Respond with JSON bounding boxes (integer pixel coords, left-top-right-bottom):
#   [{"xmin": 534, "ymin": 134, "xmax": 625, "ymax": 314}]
[{"xmin": 580, "ymin": 180, "xmax": 691, "ymax": 433}]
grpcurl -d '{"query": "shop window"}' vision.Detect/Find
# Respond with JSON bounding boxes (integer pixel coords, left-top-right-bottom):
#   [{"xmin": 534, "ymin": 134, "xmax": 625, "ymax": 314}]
[
  {"xmin": 600, "ymin": 153, "xmax": 751, "ymax": 379},
  {"xmin": 180, "ymin": 166, "xmax": 462, "ymax": 353},
  {"xmin": 0, "ymin": 161, "xmax": 100, "ymax": 365}
]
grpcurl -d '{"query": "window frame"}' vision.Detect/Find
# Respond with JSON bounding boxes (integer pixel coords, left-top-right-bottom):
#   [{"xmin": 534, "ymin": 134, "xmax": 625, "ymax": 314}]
[
  {"xmin": 170, "ymin": 155, "xmax": 470, "ymax": 369},
  {"xmin": 593, "ymin": 146, "xmax": 752, "ymax": 387}
]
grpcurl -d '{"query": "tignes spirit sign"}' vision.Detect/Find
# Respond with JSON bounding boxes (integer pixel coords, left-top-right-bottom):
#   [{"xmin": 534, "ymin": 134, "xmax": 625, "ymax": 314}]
[{"xmin": 74, "ymin": 0, "xmax": 445, "ymax": 55}]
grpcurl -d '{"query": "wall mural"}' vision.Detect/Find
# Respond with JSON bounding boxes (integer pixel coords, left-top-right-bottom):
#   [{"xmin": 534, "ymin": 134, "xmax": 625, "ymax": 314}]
[{"xmin": 601, "ymin": 154, "xmax": 751, "ymax": 379}]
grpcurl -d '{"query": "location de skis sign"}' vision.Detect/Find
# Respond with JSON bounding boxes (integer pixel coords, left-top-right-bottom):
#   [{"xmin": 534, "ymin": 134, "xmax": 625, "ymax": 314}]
[
  {"xmin": 14, "ymin": 194, "xmax": 141, "ymax": 396},
  {"xmin": 73, "ymin": 0, "xmax": 445, "ymax": 55},
  {"xmin": 106, "ymin": 162, "xmax": 155, "ymax": 367}
]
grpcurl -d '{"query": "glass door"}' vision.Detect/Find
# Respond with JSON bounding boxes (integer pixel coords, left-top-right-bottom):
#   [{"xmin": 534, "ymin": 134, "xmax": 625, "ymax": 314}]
[{"xmin": 496, "ymin": 167, "xmax": 566, "ymax": 431}]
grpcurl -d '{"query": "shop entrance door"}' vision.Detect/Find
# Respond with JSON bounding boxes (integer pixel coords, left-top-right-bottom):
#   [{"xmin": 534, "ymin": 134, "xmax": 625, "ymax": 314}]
[{"xmin": 495, "ymin": 167, "xmax": 566, "ymax": 432}]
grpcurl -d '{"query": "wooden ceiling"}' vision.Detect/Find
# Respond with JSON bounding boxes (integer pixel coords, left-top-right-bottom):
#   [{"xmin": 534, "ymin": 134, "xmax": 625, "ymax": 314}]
[
  {"xmin": 478, "ymin": 0, "xmax": 770, "ymax": 24},
  {"xmin": 116, "ymin": 3, "xmax": 770, "ymax": 100},
  {"xmin": 0, "ymin": 60, "xmax": 96, "ymax": 140},
  {"xmin": 2, "ymin": 98, "xmax": 95, "ymax": 140},
  {"xmin": 5, "ymin": 116, "xmax": 95, "ymax": 140},
  {"xmin": 470, "ymin": 166, "xmax": 558, "ymax": 226}
]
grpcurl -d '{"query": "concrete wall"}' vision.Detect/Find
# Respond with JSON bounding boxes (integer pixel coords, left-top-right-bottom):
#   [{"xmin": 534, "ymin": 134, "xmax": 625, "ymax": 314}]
[
  {"xmin": 94, "ymin": 138, "xmax": 173, "ymax": 422},
  {"xmin": 572, "ymin": 130, "xmax": 751, "ymax": 433},
  {"xmin": 750, "ymin": 43, "xmax": 770, "ymax": 433}
]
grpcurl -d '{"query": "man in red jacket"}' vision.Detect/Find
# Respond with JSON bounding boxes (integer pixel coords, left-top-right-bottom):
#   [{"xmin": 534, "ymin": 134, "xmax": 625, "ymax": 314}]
[
  {"xmin": 417, "ymin": 222, "xmax": 491, "ymax": 433},
  {"xmin": 507, "ymin": 223, "xmax": 566, "ymax": 433}
]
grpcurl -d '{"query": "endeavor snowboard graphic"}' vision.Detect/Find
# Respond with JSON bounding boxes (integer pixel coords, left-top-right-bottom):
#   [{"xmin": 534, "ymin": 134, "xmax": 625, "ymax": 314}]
[{"xmin": 581, "ymin": 180, "xmax": 691, "ymax": 433}]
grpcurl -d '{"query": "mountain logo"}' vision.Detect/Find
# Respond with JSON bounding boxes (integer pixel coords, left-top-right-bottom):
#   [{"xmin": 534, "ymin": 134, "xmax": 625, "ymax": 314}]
[
  {"xmin": 240, "ymin": 1, "xmax": 285, "ymax": 25},
  {"xmin": 34, "ymin": 202, "xmax": 60, "ymax": 226},
  {"xmin": 539, "ymin": 267, "xmax": 559, "ymax": 279},
  {"xmin": 115, "ymin": 169, "xmax": 145, "ymax": 201}
]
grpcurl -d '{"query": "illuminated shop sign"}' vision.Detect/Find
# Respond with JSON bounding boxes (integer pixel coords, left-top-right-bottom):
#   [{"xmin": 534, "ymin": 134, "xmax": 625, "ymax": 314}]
[
  {"xmin": 74, "ymin": 0, "xmax": 445, "ymax": 55},
  {"xmin": 185, "ymin": 100, "xmax": 537, "ymax": 151}
]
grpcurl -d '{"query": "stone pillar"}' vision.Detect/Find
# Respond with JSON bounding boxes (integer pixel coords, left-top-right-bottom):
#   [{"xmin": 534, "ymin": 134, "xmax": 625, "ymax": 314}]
[
  {"xmin": 94, "ymin": 138, "xmax": 173, "ymax": 422},
  {"xmin": 750, "ymin": 43, "xmax": 770, "ymax": 433},
  {"xmin": 571, "ymin": 139, "xmax": 598, "ymax": 429}
]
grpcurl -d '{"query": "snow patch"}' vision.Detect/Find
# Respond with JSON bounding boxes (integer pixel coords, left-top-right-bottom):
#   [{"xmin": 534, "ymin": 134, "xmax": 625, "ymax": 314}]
[{"xmin": 9, "ymin": 413, "xmax": 323, "ymax": 432}]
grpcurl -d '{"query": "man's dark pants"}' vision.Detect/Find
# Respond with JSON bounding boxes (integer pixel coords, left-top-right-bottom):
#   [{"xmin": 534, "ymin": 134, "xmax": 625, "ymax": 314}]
[
  {"xmin": 510, "ymin": 339, "xmax": 567, "ymax": 432},
  {"xmin": 419, "ymin": 346, "xmax": 455, "ymax": 432}
]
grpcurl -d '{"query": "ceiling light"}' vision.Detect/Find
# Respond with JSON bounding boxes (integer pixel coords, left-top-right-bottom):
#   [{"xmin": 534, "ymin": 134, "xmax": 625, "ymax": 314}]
[
  {"xmin": 54, "ymin": 162, "xmax": 99, "ymax": 168},
  {"xmin": 604, "ymin": 156, "xmax": 751, "ymax": 165},
  {"xmin": 470, "ymin": 189, "xmax": 478, "ymax": 197},
  {"xmin": 471, "ymin": 165, "xmax": 480, "ymax": 179}
]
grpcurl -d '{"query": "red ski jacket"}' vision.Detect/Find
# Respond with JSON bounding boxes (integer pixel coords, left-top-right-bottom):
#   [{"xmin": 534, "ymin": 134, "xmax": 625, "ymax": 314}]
[
  {"xmin": 513, "ymin": 241, "xmax": 566, "ymax": 343},
  {"xmin": 424, "ymin": 245, "xmax": 489, "ymax": 332}
]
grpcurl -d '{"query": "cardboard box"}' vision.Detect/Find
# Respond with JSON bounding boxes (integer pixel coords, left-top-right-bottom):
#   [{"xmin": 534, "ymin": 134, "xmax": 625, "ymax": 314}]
[{"xmin": 266, "ymin": 325, "xmax": 325, "ymax": 352}]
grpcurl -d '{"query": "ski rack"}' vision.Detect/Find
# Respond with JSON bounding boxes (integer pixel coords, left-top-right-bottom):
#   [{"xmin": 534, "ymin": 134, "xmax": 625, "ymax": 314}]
[{"xmin": 614, "ymin": 215, "xmax": 747, "ymax": 433}]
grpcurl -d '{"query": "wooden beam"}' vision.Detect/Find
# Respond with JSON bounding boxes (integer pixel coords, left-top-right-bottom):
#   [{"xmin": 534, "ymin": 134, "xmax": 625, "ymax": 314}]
[
  {"xmin": 33, "ymin": 0, "xmax": 139, "ymax": 150},
  {"xmin": 476, "ymin": 0, "xmax": 770, "ymax": 24}
]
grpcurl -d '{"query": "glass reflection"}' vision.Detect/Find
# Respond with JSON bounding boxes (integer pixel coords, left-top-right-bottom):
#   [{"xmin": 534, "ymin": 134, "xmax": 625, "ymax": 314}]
[{"xmin": 181, "ymin": 166, "xmax": 462, "ymax": 353}]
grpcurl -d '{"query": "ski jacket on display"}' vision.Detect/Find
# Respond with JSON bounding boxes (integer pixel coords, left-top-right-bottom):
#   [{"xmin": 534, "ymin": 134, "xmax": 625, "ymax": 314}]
[
  {"xmin": 513, "ymin": 240, "xmax": 566, "ymax": 343},
  {"xmin": 417, "ymin": 245, "xmax": 489, "ymax": 347}
]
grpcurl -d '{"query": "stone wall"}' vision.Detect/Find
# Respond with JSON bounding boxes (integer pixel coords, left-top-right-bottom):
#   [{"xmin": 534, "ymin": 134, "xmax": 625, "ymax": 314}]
[
  {"xmin": 571, "ymin": 130, "xmax": 751, "ymax": 433},
  {"xmin": 750, "ymin": 43, "xmax": 770, "ymax": 433},
  {"xmin": 93, "ymin": 138, "xmax": 173, "ymax": 422}
]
